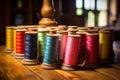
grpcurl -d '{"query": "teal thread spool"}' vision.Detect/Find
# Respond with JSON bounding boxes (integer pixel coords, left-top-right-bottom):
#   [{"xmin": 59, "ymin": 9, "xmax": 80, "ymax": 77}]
[
  {"xmin": 41, "ymin": 34, "xmax": 59, "ymax": 69},
  {"xmin": 38, "ymin": 29, "xmax": 48, "ymax": 58}
]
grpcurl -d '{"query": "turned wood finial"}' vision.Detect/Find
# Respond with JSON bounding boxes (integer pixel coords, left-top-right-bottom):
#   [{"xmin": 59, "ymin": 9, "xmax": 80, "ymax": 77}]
[{"xmin": 39, "ymin": 0, "xmax": 57, "ymax": 26}]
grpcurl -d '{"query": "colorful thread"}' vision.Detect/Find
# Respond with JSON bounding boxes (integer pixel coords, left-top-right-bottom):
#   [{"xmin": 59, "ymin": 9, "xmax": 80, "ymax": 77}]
[
  {"xmin": 38, "ymin": 29, "xmax": 48, "ymax": 56},
  {"xmin": 63, "ymin": 35, "xmax": 80, "ymax": 66},
  {"xmin": 24, "ymin": 32, "xmax": 38, "ymax": 60},
  {"xmin": 6, "ymin": 27, "xmax": 13, "ymax": 52},
  {"xmin": 43, "ymin": 34, "xmax": 59, "ymax": 64},
  {"xmin": 12, "ymin": 27, "xmax": 17, "ymax": 53},
  {"xmin": 101, "ymin": 28, "xmax": 114, "ymax": 59},
  {"xmin": 86, "ymin": 33, "xmax": 99, "ymax": 63},
  {"xmin": 76, "ymin": 32, "xmax": 86, "ymax": 64},
  {"xmin": 57, "ymin": 30, "xmax": 68, "ymax": 62},
  {"xmin": 16, "ymin": 29, "xmax": 26, "ymax": 55},
  {"xmin": 99, "ymin": 31, "xmax": 110, "ymax": 60}
]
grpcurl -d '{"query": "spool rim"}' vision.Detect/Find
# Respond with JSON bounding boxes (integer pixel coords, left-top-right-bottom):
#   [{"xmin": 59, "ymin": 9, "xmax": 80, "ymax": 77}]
[
  {"xmin": 86, "ymin": 33, "xmax": 99, "ymax": 36},
  {"xmin": 68, "ymin": 34, "xmax": 81, "ymax": 37},
  {"xmin": 25, "ymin": 31, "xmax": 37, "ymax": 34}
]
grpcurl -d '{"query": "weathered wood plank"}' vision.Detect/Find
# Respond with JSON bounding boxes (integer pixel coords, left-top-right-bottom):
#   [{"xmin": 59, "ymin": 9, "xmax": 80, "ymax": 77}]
[
  {"xmin": 1, "ymin": 46, "xmax": 120, "ymax": 80},
  {"xmin": 95, "ymin": 67, "xmax": 120, "ymax": 80},
  {"xmin": 0, "ymin": 47, "xmax": 42, "ymax": 80},
  {"xmin": 111, "ymin": 64, "xmax": 120, "ymax": 69},
  {"xmin": 70, "ymin": 69, "xmax": 114, "ymax": 80},
  {"xmin": 27, "ymin": 65, "xmax": 65, "ymax": 80},
  {"xmin": 54, "ymin": 70, "xmax": 83, "ymax": 80}
]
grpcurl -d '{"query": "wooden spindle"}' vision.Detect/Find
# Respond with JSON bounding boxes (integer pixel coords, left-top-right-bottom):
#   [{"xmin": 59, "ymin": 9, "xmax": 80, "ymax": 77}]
[{"xmin": 39, "ymin": 0, "xmax": 57, "ymax": 26}]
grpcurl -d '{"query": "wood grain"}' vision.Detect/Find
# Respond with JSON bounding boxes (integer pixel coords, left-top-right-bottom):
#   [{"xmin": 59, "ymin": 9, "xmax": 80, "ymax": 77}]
[
  {"xmin": 0, "ymin": 46, "xmax": 42, "ymax": 80},
  {"xmin": 95, "ymin": 67, "xmax": 120, "ymax": 80},
  {"xmin": 0, "ymin": 46, "xmax": 120, "ymax": 80},
  {"xmin": 27, "ymin": 65, "xmax": 65, "ymax": 80}
]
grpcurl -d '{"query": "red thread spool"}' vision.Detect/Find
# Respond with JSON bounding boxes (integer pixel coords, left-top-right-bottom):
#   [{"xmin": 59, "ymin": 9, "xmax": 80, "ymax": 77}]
[
  {"xmin": 62, "ymin": 35, "xmax": 81, "ymax": 70},
  {"xmin": 86, "ymin": 33, "xmax": 99, "ymax": 68},
  {"xmin": 76, "ymin": 32, "xmax": 86, "ymax": 64},
  {"xmin": 57, "ymin": 30, "xmax": 68, "ymax": 63},
  {"xmin": 15, "ymin": 29, "xmax": 26, "ymax": 58}
]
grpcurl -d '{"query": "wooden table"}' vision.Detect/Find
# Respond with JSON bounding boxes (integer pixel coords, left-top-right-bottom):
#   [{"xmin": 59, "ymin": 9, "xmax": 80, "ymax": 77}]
[{"xmin": 0, "ymin": 46, "xmax": 120, "ymax": 80}]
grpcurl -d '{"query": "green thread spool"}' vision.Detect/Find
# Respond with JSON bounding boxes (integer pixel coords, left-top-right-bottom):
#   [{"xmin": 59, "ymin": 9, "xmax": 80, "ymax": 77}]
[{"xmin": 38, "ymin": 29, "xmax": 48, "ymax": 57}]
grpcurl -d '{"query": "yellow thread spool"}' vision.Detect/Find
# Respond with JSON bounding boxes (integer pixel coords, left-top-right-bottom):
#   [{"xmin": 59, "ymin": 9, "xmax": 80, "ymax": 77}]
[
  {"xmin": 13, "ymin": 27, "xmax": 17, "ymax": 53},
  {"xmin": 6, "ymin": 26, "xmax": 14, "ymax": 52},
  {"xmin": 99, "ymin": 31, "xmax": 110, "ymax": 63}
]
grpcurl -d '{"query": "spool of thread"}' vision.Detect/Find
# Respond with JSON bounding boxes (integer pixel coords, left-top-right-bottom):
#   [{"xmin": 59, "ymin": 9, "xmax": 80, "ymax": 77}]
[
  {"xmin": 14, "ymin": 29, "xmax": 26, "ymax": 59},
  {"xmin": 67, "ymin": 29, "xmax": 78, "ymax": 35},
  {"xmin": 62, "ymin": 35, "xmax": 81, "ymax": 70},
  {"xmin": 77, "ymin": 27, "xmax": 88, "ymax": 30},
  {"xmin": 11, "ymin": 27, "xmax": 17, "ymax": 55},
  {"xmin": 113, "ymin": 41, "xmax": 120, "ymax": 63},
  {"xmin": 38, "ymin": 29, "xmax": 48, "ymax": 57},
  {"xmin": 49, "ymin": 30, "xmax": 56, "ymax": 34},
  {"xmin": 87, "ymin": 27, "xmax": 95, "ymax": 30},
  {"xmin": 79, "ymin": 30, "xmax": 89, "ymax": 33},
  {"xmin": 76, "ymin": 32, "xmax": 86, "ymax": 64},
  {"xmin": 68, "ymin": 25, "xmax": 78, "ymax": 29},
  {"xmin": 57, "ymin": 30, "xmax": 68, "ymax": 64},
  {"xmin": 57, "ymin": 25, "xmax": 67, "ymax": 30},
  {"xmin": 88, "ymin": 30, "xmax": 98, "ymax": 33},
  {"xmin": 41, "ymin": 34, "xmax": 59, "ymax": 69},
  {"xmin": 101, "ymin": 28, "xmax": 114, "ymax": 60},
  {"xmin": 37, "ymin": 25, "xmax": 46, "ymax": 28},
  {"xmin": 85, "ymin": 33, "xmax": 99, "ymax": 68},
  {"xmin": 99, "ymin": 31, "xmax": 110, "ymax": 64},
  {"xmin": 5, "ymin": 26, "xmax": 14, "ymax": 52},
  {"xmin": 23, "ymin": 31, "xmax": 39, "ymax": 65},
  {"xmin": 28, "ymin": 28, "xmax": 38, "ymax": 32}
]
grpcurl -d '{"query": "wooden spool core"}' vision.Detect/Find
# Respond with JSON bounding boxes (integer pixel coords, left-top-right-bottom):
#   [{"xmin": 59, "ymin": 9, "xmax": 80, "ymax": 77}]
[{"xmin": 39, "ymin": 0, "xmax": 57, "ymax": 26}]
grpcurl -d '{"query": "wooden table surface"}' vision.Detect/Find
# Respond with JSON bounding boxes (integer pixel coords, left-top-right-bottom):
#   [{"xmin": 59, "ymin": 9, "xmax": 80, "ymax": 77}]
[{"xmin": 0, "ymin": 46, "xmax": 120, "ymax": 80}]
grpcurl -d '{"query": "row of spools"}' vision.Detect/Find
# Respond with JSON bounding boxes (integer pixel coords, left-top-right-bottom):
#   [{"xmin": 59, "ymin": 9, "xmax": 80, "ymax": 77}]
[{"xmin": 5, "ymin": 25, "xmax": 114, "ymax": 70}]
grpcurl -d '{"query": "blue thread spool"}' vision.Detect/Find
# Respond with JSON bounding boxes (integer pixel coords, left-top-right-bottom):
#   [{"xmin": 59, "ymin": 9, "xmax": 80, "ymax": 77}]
[
  {"xmin": 23, "ymin": 31, "xmax": 39, "ymax": 65},
  {"xmin": 41, "ymin": 34, "xmax": 59, "ymax": 69}
]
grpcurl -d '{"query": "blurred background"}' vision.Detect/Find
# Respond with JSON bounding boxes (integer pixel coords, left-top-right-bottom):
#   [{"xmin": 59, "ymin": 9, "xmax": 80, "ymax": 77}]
[{"xmin": 0, "ymin": 0, "xmax": 120, "ymax": 45}]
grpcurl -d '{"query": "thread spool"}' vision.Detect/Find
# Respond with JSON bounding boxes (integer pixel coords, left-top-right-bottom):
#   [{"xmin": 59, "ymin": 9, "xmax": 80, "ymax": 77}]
[
  {"xmin": 28, "ymin": 28, "xmax": 38, "ymax": 32},
  {"xmin": 87, "ymin": 27, "xmax": 95, "ymax": 29},
  {"xmin": 57, "ymin": 30, "xmax": 68, "ymax": 64},
  {"xmin": 5, "ymin": 26, "xmax": 14, "ymax": 53},
  {"xmin": 38, "ymin": 29, "xmax": 48, "ymax": 60},
  {"xmin": 41, "ymin": 34, "xmax": 59, "ymax": 69},
  {"xmin": 11, "ymin": 27, "xmax": 17, "ymax": 55},
  {"xmin": 76, "ymin": 32, "xmax": 86, "ymax": 64},
  {"xmin": 57, "ymin": 25, "xmax": 67, "ymax": 30},
  {"xmin": 49, "ymin": 30, "xmax": 56, "ymax": 34},
  {"xmin": 17, "ymin": 25, "xmax": 37, "ymax": 29},
  {"xmin": 88, "ymin": 30, "xmax": 98, "ymax": 33},
  {"xmin": 22, "ymin": 31, "xmax": 39, "ymax": 65},
  {"xmin": 68, "ymin": 29, "xmax": 78, "ymax": 35},
  {"xmin": 14, "ymin": 29, "xmax": 26, "ymax": 59},
  {"xmin": 68, "ymin": 25, "xmax": 78, "ymax": 29},
  {"xmin": 85, "ymin": 33, "xmax": 99, "ymax": 68},
  {"xmin": 101, "ymin": 28, "xmax": 114, "ymax": 61},
  {"xmin": 99, "ymin": 31, "xmax": 110, "ymax": 64},
  {"xmin": 113, "ymin": 41, "xmax": 120, "ymax": 63},
  {"xmin": 77, "ymin": 27, "xmax": 88, "ymax": 30},
  {"xmin": 37, "ymin": 25, "xmax": 46, "ymax": 28},
  {"xmin": 46, "ymin": 26, "xmax": 57, "ymax": 34},
  {"xmin": 79, "ymin": 30, "xmax": 89, "ymax": 33},
  {"xmin": 61, "ymin": 35, "xmax": 81, "ymax": 70}
]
